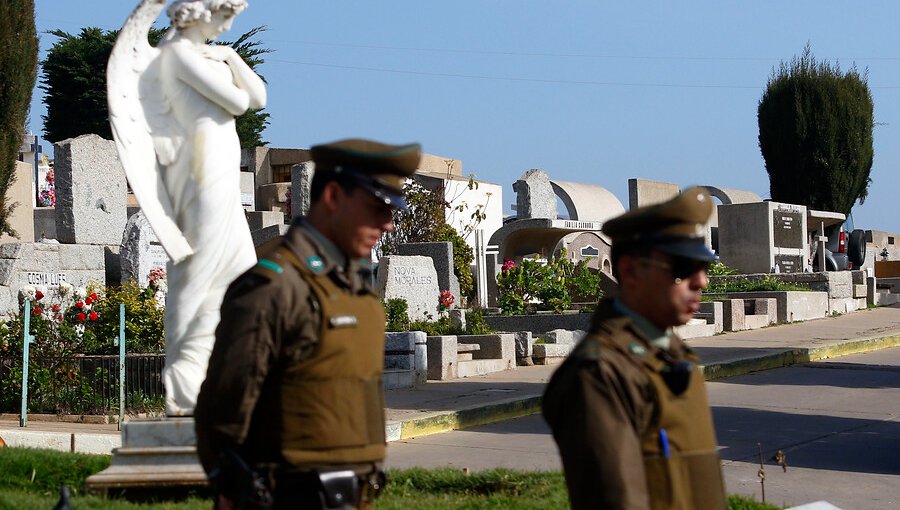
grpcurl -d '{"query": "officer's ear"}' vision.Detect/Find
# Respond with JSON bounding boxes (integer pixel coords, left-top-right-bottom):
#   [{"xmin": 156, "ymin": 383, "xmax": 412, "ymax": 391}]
[
  {"xmin": 319, "ymin": 180, "xmax": 347, "ymax": 214},
  {"xmin": 616, "ymin": 254, "xmax": 642, "ymax": 288}
]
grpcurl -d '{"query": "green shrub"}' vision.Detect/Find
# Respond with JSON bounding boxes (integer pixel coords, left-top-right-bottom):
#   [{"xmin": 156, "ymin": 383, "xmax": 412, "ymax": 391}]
[
  {"xmin": 435, "ymin": 224, "xmax": 475, "ymax": 303},
  {"xmin": 706, "ymin": 275, "xmax": 810, "ymax": 295},
  {"xmin": 384, "ymin": 298, "xmax": 411, "ymax": 332},
  {"xmin": 497, "ymin": 255, "xmax": 603, "ymax": 315}
]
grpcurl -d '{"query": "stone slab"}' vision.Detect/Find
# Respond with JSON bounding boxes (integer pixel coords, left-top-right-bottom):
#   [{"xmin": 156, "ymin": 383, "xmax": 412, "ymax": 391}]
[
  {"xmin": 396, "ymin": 242, "xmax": 460, "ymax": 303},
  {"xmin": 514, "ymin": 331, "xmax": 533, "ymax": 358},
  {"xmin": 54, "ymin": 134, "xmax": 127, "ymax": 245},
  {"xmin": 119, "ymin": 211, "xmax": 167, "ymax": 287},
  {"xmin": 426, "ymin": 335, "xmax": 457, "ymax": 380},
  {"xmin": 290, "ymin": 162, "xmax": 315, "ymax": 220},
  {"xmin": 513, "ymin": 169, "xmax": 557, "ymax": 219},
  {"xmin": 246, "ymin": 210, "xmax": 284, "ymax": 232},
  {"xmin": 376, "ymin": 255, "xmax": 440, "ymax": 321},
  {"xmin": 532, "ymin": 343, "xmax": 574, "ymax": 364},
  {"xmin": 251, "ymin": 224, "xmax": 289, "ymax": 248}
]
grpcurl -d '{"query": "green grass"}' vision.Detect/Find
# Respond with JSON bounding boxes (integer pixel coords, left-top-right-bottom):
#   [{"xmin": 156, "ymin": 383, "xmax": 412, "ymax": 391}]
[{"xmin": 0, "ymin": 448, "xmax": 780, "ymax": 509}]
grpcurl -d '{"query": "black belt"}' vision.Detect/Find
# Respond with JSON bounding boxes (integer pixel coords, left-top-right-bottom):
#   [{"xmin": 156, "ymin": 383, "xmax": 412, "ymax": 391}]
[{"xmin": 270, "ymin": 466, "xmax": 386, "ymax": 509}]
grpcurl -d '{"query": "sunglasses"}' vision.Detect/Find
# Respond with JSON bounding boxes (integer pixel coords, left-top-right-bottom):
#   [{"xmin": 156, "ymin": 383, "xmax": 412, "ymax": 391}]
[{"xmin": 637, "ymin": 256, "xmax": 710, "ymax": 282}]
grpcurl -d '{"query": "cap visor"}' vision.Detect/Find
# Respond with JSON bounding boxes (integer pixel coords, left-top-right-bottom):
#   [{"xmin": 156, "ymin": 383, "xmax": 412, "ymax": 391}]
[
  {"xmin": 362, "ymin": 182, "xmax": 408, "ymax": 210},
  {"xmin": 655, "ymin": 240, "xmax": 718, "ymax": 261}
]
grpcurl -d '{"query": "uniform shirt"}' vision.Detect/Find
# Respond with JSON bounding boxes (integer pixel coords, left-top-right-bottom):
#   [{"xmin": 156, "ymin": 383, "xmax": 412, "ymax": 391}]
[
  {"xmin": 195, "ymin": 219, "xmax": 373, "ymax": 473},
  {"xmin": 542, "ymin": 299, "xmax": 702, "ymax": 510}
]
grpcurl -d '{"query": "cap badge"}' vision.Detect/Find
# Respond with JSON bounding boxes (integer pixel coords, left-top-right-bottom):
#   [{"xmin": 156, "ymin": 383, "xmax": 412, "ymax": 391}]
[{"xmin": 306, "ymin": 255, "xmax": 325, "ymax": 273}]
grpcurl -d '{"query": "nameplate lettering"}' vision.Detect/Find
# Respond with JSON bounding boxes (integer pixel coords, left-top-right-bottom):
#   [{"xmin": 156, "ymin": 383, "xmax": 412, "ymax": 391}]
[
  {"xmin": 392, "ymin": 266, "xmax": 433, "ymax": 285},
  {"xmin": 26, "ymin": 272, "xmax": 67, "ymax": 286}
]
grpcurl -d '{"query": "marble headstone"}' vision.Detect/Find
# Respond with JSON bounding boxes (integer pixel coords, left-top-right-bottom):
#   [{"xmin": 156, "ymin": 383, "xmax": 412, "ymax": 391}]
[
  {"xmin": 54, "ymin": 134, "xmax": 128, "ymax": 245},
  {"xmin": 120, "ymin": 211, "xmax": 168, "ymax": 288},
  {"xmin": 291, "ymin": 161, "xmax": 315, "ymax": 220},
  {"xmin": 395, "ymin": 242, "xmax": 460, "ymax": 303},
  {"xmin": 513, "ymin": 169, "xmax": 557, "ymax": 220},
  {"xmin": 375, "ymin": 255, "xmax": 440, "ymax": 321}
]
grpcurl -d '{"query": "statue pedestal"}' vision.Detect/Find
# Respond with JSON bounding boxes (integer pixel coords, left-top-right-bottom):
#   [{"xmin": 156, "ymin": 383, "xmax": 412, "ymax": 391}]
[{"xmin": 85, "ymin": 417, "xmax": 207, "ymax": 494}]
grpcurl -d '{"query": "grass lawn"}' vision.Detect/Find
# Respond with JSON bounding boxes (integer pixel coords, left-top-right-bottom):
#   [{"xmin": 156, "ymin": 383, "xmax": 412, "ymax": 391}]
[{"xmin": 0, "ymin": 448, "xmax": 780, "ymax": 509}]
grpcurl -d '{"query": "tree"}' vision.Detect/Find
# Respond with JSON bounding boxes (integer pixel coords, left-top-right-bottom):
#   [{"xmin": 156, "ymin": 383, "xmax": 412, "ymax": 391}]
[
  {"xmin": 758, "ymin": 45, "xmax": 874, "ymax": 216},
  {"xmin": 41, "ymin": 25, "xmax": 270, "ymax": 147},
  {"xmin": 0, "ymin": 0, "xmax": 39, "ymax": 237}
]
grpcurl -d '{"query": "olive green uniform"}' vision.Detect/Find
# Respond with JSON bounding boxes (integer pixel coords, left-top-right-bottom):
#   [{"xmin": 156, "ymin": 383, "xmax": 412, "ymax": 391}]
[
  {"xmin": 195, "ymin": 219, "xmax": 386, "ymax": 507},
  {"xmin": 542, "ymin": 299, "xmax": 726, "ymax": 510}
]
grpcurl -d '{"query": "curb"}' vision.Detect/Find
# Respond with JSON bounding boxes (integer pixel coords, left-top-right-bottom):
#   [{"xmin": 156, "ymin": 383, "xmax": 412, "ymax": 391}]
[
  {"xmin": 0, "ymin": 429, "xmax": 120, "ymax": 455},
  {"xmin": 701, "ymin": 334, "xmax": 900, "ymax": 381},
  {"xmin": 386, "ymin": 395, "xmax": 543, "ymax": 442}
]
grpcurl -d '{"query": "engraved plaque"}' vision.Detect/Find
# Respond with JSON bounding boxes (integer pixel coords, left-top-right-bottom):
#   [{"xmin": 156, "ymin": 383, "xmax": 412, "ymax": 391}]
[
  {"xmin": 773, "ymin": 210, "xmax": 803, "ymax": 249},
  {"xmin": 774, "ymin": 255, "xmax": 804, "ymax": 274}
]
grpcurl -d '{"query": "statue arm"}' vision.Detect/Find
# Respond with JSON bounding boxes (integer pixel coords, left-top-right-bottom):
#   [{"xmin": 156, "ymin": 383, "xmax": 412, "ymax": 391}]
[
  {"xmin": 168, "ymin": 43, "xmax": 254, "ymax": 116},
  {"xmin": 219, "ymin": 46, "xmax": 267, "ymax": 110}
]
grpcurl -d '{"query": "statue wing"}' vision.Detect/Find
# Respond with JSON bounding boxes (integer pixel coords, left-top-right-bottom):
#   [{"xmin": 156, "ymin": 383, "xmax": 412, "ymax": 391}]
[{"xmin": 108, "ymin": 0, "xmax": 193, "ymax": 264}]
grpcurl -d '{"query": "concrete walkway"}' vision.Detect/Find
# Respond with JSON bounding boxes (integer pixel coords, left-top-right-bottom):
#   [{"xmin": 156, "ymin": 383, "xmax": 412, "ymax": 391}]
[{"xmin": 2, "ymin": 304, "xmax": 899, "ymax": 454}]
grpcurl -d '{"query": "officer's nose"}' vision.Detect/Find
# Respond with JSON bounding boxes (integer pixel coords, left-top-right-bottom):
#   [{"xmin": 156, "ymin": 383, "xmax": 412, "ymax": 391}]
[{"xmin": 690, "ymin": 268, "xmax": 708, "ymax": 290}]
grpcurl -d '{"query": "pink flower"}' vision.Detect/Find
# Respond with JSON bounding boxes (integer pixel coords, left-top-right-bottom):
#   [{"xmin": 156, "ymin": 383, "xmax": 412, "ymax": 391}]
[{"xmin": 501, "ymin": 259, "xmax": 516, "ymax": 273}]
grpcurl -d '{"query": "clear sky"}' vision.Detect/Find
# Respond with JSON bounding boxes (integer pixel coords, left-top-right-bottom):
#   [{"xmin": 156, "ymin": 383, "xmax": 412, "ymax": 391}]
[{"xmin": 30, "ymin": 1, "xmax": 900, "ymax": 234}]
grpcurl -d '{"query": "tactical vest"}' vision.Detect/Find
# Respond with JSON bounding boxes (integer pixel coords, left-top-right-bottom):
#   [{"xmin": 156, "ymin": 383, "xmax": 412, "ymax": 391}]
[
  {"xmin": 277, "ymin": 249, "xmax": 387, "ymax": 466},
  {"xmin": 595, "ymin": 333, "xmax": 727, "ymax": 510}
]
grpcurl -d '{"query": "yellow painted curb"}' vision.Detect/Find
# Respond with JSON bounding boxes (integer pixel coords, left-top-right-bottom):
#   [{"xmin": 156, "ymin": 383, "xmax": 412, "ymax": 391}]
[
  {"xmin": 701, "ymin": 334, "xmax": 900, "ymax": 381},
  {"xmin": 398, "ymin": 396, "xmax": 542, "ymax": 440}
]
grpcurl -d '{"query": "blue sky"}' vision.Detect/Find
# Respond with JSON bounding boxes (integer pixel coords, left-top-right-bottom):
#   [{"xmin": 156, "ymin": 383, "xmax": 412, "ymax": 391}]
[{"xmin": 31, "ymin": 1, "xmax": 900, "ymax": 233}]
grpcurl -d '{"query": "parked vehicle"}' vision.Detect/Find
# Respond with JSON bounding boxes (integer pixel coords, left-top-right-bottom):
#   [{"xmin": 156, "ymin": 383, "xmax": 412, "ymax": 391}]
[{"xmin": 812, "ymin": 215, "xmax": 866, "ymax": 271}]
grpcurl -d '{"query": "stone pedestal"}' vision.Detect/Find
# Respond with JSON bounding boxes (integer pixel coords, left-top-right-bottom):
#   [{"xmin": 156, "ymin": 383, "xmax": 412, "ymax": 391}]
[{"xmin": 85, "ymin": 418, "xmax": 207, "ymax": 493}]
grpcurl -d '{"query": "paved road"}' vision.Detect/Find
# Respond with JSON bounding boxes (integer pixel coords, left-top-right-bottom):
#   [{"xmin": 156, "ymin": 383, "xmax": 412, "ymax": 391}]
[{"xmin": 386, "ymin": 347, "xmax": 900, "ymax": 510}]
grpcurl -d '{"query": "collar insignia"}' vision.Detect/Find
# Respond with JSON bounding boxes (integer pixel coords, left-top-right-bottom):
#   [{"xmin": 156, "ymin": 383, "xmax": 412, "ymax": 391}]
[{"xmin": 306, "ymin": 255, "xmax": 325, "ymax": 273}]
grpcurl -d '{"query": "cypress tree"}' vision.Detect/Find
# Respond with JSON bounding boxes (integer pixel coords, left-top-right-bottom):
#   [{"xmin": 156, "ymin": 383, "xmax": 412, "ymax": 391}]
[
  {"xmin": 758, "ymin": 45, "xmax": 874, "ymax": 216},
  {"xmin": 0, "ymin": 0, "xmax": 39, "ymax": 237}
]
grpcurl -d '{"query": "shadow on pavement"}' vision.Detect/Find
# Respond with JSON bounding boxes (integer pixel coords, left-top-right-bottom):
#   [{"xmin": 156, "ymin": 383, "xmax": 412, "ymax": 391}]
[
  {"xmin": 713, "ymin": 406, "xmax": 900, "ymax": 475},
  {"xmin": 708, "ymin": 361, "xmax": 900, "ymax": 389}
]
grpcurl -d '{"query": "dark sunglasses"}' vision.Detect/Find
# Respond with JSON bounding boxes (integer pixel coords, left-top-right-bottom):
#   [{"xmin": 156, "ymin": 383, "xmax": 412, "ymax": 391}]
[{"xmin": 638, "ymin": 256, "xmax": 710, "ymax": 281}]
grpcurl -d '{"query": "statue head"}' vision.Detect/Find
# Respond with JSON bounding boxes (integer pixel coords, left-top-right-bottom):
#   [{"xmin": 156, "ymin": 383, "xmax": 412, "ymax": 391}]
[{"xmin": 167, "ymin": 0, "xmax": 248, "ymax": 29}]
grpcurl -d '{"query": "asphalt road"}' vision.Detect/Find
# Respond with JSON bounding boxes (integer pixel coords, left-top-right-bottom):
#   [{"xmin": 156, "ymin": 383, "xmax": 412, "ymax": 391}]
[{"xmin": 385, "ymin": 347, "xmax": 900, "ymax": 510}]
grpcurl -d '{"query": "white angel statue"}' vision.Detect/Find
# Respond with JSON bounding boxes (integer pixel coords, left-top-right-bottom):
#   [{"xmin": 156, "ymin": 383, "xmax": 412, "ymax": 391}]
[{"xmin": 108, "ymin": 0, "xmax": 265, "ymax": 416}]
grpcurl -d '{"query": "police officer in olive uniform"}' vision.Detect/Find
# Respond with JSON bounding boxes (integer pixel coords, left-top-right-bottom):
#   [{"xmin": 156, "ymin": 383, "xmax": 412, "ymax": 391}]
[
  {"xmin": 195, "ymin": 139, "xmax": 420, "ymax": 509},
  {"xmin": 542, "ymin": 187, "xmax": 727, "ymax": 510}
]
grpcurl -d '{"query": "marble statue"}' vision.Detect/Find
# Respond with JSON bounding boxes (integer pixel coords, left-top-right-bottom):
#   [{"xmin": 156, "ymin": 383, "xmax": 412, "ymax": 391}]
[{"xmin": 108, "ymin": 0, "xmax": 265, "ymax": 415}]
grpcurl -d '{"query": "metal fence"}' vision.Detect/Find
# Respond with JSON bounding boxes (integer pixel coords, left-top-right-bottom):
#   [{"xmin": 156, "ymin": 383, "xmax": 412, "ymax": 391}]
[{"xmin": 0, "ymin": 354, "xmax": 165, "ymax": 415}]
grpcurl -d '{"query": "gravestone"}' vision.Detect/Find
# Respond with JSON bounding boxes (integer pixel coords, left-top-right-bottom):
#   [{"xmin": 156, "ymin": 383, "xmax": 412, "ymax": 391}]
[
  {"xmin": 396, "ymin": 242, "xmax": 460, "ymax": 302},
  {"xmin": 718, "ymin": 201, "xmax": 809, "ymax": 274},
  {"xmin": 513, "ymin": 169, "xmax": 557, "ymax": 219},
  {"xmin": 240, "ymin": 171, "xmax": 255, "ymax": 210},
  {"xmin": 628, "ymin": 178, "xmax": 680, "ymax": 210},
  {"xmin": 291, "ymin": 162, "xmax": 315, "ymax": 220},
  {"xmin": 54, "ymin": 134, "xmax": 127, "ymax": 245},
  {"xmin": 375, "ymin": 255, "xmax": 440, "ymax": 321},
  {"xmin": 0, "ymin": 242, "xmax": 106, "ymax": 314},
  {"xmin": 120, "ymin": 211, "xmax": 168, "ymax": 288}
]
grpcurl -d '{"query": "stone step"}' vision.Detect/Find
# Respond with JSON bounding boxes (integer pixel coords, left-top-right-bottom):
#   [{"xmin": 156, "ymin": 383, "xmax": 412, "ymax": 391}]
[
  {"xmin": 457, "ymin": 343, "xmax": 481, "ymax": 353},
  {"xmin": 674, "ymin": 322, "xmax": 717, "ymax": 339},
  {"xmin": 383, "ymin": 368, "xmax": 415, "ymax": 390},
  {"xmin": 532, "ymin": 343, "xmax": 574, "ymax": 365},
  {"xmin": 456, "ymin": 359, "xmax": 512, "ymax": 378}
]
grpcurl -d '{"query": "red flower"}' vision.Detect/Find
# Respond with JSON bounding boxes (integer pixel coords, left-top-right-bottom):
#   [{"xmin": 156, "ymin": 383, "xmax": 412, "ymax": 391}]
[
  {"xmin": 90, "ymin": 292, "xmax": 99, "ymax": 302},
  {"xmin": 35, "ymin": 291, "xmax": 44, "ymax": 301},
  {"xmin": 77, "ymin": 312, "xmax": 86, "ymax": 322},
  {"xmin": 501, "ymin": 259, "xmax": 516, "ymax": 273},
  {"xmin": 51, "ymin": 304, "xmax": 60, "ymax": 312},
  {"xmin": 55, "ymin": 314, "xmax": 63, "ymax": 321},
  {"xmin": 33, "ymin": 307, "xmax": 42, "ymax": 316},
  {"xmin": 85, "ymin": 297, "xmax": 93, "ymax": 306},
  {"xmin": 89, "ymin": 311, "xmax": 98, "ymax": 321},
  {"xmin": 75, "ymin": 301, "xmax": 84, "ymax": 309}
]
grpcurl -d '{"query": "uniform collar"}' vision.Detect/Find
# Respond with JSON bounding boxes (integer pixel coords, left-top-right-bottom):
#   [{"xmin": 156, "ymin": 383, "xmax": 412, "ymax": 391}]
[
  {"xmin": 612, "ymin": 298, "xmax": 673, "ymax": 350},
  {"xmin": 286, "ymin": 218, "xmax": 371, "ymax": 294},
  {"xmin": 300, "ymin": 220, "xmax": 348, "ymax": 270}
]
